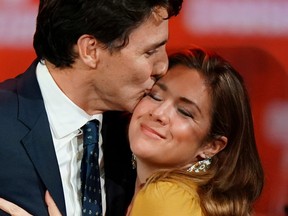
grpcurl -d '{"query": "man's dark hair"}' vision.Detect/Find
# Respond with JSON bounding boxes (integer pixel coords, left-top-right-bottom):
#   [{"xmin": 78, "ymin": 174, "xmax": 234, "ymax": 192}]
[{"xmin": 33, "ymin": 0, "xmax": 182, "ymax": 68}]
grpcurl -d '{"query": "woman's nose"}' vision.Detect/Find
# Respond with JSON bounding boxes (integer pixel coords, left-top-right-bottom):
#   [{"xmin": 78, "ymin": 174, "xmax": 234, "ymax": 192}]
[{"xmin": 150, "ymin": 102, "xmax": 170, "ymax": 125}]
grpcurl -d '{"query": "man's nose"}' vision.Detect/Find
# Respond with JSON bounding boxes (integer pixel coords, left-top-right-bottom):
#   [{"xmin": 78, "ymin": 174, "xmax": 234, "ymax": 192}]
[{"xmin": 152, "ymin": 50, "xmax": 168, "ymax": 80}]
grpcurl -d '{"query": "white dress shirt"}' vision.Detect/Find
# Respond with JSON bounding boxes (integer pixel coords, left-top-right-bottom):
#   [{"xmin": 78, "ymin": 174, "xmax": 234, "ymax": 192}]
[{"xmin": 36, "ymin": 61, "xmax": 106, "ymax": 215}]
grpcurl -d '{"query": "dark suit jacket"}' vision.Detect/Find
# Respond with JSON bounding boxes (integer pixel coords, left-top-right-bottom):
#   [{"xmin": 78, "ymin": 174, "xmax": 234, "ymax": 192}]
[{"xmin": 0, "ymin": 60, "xmax": 136, "ymax": 216}]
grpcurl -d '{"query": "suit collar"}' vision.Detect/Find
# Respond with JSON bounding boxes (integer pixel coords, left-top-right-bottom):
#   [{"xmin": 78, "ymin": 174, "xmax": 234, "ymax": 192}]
[{"xmin": 17, "ymin": 59, "xmax": 45, "ymax": 128}]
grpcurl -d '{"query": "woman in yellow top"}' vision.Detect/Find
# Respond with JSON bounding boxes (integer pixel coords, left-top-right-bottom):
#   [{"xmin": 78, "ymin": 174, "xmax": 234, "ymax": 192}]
[
  {"xmin": 0, "ymin": 48, "xmax": 264, "ymax": 216},
  {"xmin": 127, "ymin": 48, "xmax": 264, "ymax": 216}
]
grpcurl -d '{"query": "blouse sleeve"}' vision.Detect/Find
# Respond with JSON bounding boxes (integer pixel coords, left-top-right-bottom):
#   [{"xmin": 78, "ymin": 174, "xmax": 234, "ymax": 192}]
[{"xmin": 129, "ymin": 181, "xmax": 203, "ymax": 216}]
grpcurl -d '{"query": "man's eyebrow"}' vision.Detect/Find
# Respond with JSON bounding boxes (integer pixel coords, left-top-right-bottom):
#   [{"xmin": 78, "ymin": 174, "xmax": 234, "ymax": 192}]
[{"xmin": 150, "ymin": 39, "xmax": 168, "ymax": 49}]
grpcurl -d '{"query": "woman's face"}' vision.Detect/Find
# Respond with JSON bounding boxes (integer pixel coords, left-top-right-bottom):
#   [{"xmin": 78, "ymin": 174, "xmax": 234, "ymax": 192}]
[{"xmin": 129, "ymin": 65, "xmax": 213, "ymax": 169}]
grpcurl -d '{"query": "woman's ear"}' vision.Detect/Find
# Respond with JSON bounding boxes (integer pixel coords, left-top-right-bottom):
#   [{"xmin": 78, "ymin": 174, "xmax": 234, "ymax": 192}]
[
  {"xmin": 199, "ymin": 136, "xmax": 228, "ymax": 158},
  {"xmin": 77, "ymin": 34, "xmax": 99, "ymax": 68}
]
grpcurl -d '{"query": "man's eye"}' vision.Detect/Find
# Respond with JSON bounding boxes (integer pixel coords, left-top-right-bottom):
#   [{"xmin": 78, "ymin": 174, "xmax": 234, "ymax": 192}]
[{"xmin": 146, "ymin": 49, "xmax": 157, "ymax": 56}]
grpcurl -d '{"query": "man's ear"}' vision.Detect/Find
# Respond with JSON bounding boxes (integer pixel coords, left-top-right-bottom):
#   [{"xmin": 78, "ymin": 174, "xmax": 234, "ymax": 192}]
[
  {"xmin": 77, "ymin": 34, "xmax": 99, "ymax": 68},
  {"xmin": 200, "ymin": 136, "xmax": 228, "ymax": 158}
]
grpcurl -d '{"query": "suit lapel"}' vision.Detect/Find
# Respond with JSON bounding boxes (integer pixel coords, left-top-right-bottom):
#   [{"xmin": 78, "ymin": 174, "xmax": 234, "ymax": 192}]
[
  {"xmin": 102, "ymin": 111, "xmax": 136, "ymax": 216},
  {"xmin": 16, "ymin": 61, "xmax": 66, "ymax": 215}
]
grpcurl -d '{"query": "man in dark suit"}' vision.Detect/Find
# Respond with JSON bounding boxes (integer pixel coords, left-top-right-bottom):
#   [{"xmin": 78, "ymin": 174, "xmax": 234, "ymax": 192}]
[{"xmin": 0, "ymin": 0, "xmax": 182, "ymax": 215}]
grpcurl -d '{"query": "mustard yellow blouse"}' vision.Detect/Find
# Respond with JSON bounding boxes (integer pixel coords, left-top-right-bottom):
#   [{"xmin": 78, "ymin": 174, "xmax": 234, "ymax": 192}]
[{"xmin": 129, "ymin": 181, "xmax": 203, "ymax": 216}]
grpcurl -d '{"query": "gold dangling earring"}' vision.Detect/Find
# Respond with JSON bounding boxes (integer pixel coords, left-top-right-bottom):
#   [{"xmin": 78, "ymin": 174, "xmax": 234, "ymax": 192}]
[
  {"xmin": 131, "ymin": 153, "xmax": 137, "ymax": 169},
  {"xmin": 187, "ymin": 156, "xmax": 212, "ymax": 173}
]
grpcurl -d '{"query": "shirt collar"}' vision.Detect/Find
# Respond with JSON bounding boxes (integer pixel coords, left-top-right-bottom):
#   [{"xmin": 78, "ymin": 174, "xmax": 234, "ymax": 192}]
[{"xmin": 36, "ymin": 61, "xmax": 103, "ymax": 139}]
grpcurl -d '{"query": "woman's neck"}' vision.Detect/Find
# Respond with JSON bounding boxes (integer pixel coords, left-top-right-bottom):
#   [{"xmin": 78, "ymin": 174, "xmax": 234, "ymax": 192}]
[
  {"xmin": 127, "ymin": 163, "xmax": 153, "ymax": 216},
  {"xmin": 135, "ymin": 159, "xmax": 158, "ymax": 189}
]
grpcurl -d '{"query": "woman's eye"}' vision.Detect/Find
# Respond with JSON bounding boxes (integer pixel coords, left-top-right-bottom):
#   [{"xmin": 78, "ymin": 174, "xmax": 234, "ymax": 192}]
[
  {"xmin": 147, "ymin": 92, "xmax": 162, "ymax": 101},
  {"xmin": 178, "ymin": 108, "xmax": 193, "ymax": 118}
]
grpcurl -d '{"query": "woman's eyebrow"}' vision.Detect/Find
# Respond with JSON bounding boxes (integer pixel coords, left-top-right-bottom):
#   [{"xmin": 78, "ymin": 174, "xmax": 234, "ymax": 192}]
[{"xmin": 155, "ymin": 82, "xmax": 167, "ymax": 91}]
